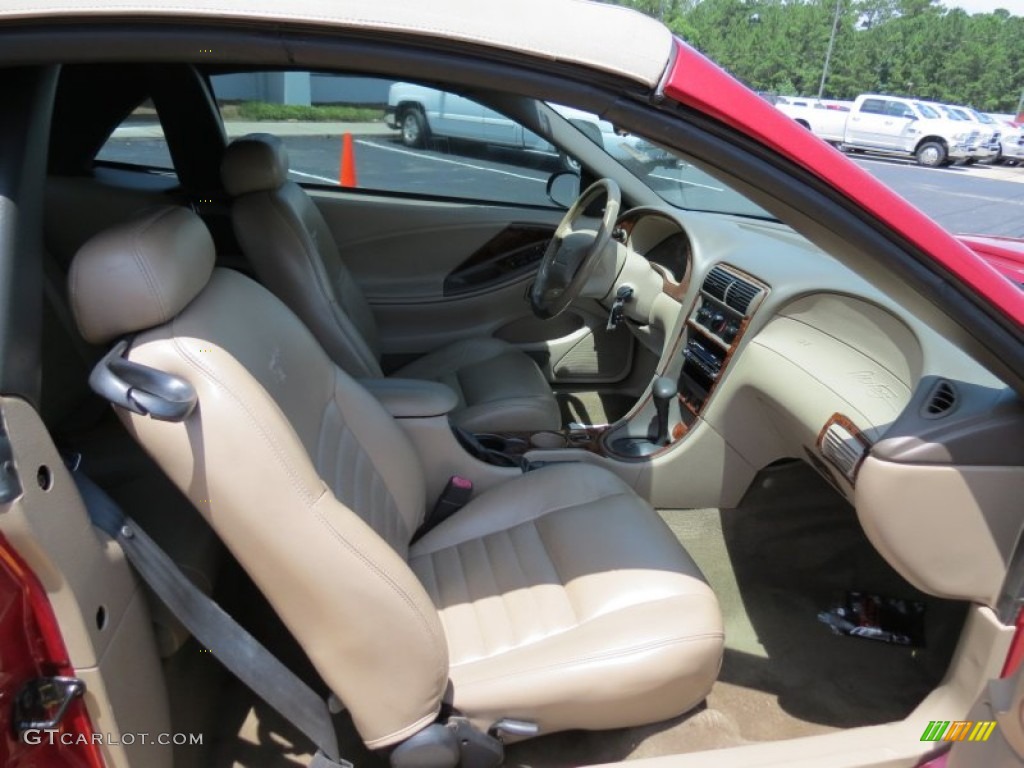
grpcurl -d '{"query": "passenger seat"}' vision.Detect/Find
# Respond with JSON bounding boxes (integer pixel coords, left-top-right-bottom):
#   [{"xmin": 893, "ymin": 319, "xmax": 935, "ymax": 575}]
[{"xmin": 67, "ymin": 206, "xmax": 724, "ymax": 753}]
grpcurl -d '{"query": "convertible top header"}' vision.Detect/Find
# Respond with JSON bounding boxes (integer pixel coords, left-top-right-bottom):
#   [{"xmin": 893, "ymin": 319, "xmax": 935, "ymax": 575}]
[{"xmin": 0, "ymin": 0, "xmax": 675, "ymax": 87}]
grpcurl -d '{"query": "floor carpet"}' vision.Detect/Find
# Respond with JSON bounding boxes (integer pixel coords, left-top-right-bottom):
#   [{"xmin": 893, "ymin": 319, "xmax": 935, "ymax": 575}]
[{"xmin": 555, "ymin": 390, "xmax": 635, "ymax": 425}]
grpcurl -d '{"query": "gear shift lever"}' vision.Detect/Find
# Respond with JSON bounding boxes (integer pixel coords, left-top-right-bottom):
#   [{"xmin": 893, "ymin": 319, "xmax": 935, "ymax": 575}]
[
  {"xmin": 652, "ymin": 376, "xmax": 678, "ymax": 446},
  {"xmin": 609, "ymin": 375, "xmax": 680, "ymax": 458}
]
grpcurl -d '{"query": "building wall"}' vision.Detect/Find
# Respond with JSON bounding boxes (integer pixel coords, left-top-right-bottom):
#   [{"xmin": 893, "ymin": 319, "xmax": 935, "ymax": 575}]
[{"xmin": 211, "ymin": 72, "xmax": 394, "ymax": 105}]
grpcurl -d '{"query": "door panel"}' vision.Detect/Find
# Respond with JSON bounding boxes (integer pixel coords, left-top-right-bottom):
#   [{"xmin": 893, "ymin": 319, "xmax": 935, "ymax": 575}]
[
  {"xmin": 948, "ymin": 662, "xmax": 1024, "ymax": 766},
  {"xmin": 312, "ymin": 189, "xmax": 562, "ymax": 296},
  {"xmin": 313, "ymin": 190, "xmax": 559, "ymax": 353},
  {"xmin": 0, "ymin": 398, "xmax": 172, "ymax": 768},
  {"xmin": 311, "ymin": 190, "xmax": 635, "ymax": 382}
]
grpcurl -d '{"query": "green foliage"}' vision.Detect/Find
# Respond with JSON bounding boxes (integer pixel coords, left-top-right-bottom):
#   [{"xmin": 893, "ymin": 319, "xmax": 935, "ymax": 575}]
[
  {"xmin": 609, "ymin": 0, "xmax": 1024, "ymax": 112},
  {"xmin": 233, "ymin": 102, "xmax": 384, "ymax": 122}
]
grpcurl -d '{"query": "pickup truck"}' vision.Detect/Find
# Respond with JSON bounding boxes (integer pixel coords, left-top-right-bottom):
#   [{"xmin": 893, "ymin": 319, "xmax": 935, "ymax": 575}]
[
  {"xmin": 774, "ymin": 97, "xmax": 851, "ymax": 144},
  {"xmin": 990, "ymin": 117, "xmax": 1024, "ymax": 165},
  {"xmin": 778, "ymin": 93, "xmax": 985, "ymax": 167},
  {"xmin": 385, "ymin": 82, "xmax": 670, "ymax": 173}
]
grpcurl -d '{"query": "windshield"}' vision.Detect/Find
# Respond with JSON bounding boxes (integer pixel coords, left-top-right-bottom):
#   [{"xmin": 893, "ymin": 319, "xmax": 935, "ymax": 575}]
[
  {"xmin": 552, "ymin": 103, "xmax": 774, "ymax": 220},
  {"xmin": 633, "ymin": 153, "xmax": 775, "ymax": 219},
  {"xmin": 915, "ymin": 102, "xmax": 940, "ymax": 119},
  {"xmin": 972, "ymin": 110, "xmax": 994, "ymax": 124}
]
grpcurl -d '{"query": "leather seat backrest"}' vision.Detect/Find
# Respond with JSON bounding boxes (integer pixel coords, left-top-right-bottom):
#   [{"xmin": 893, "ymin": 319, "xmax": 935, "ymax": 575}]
[
  {"xmin": 68, "ymin": 206, "xmax": 448, "ymax": 748},
  {"xmin": 221, "ymin": 134, "xmax": 384, "ymax": 379}
]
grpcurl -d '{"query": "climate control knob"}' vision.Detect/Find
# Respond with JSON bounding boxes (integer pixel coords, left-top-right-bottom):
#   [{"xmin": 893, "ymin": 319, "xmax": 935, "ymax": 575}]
[
  {"xmin": 695, "ymin": 305, "xmax": 713, "ymax": 324},
  {"xmin": 722, "ymin": 322, "xmax": 740, "ymax": 343},
  {"xmin": 710, "ymin": 312, "xmax": 727, "ymax": 334}
]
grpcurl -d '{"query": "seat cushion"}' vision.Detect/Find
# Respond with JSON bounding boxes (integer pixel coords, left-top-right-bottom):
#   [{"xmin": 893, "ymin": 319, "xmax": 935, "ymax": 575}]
[
  {"xmin": 394, "ymin": 337, "xmax": 561, "ymax": 433},
  {"xmin": 409, "ymin": 463, "xmax": 723, "ymax": 736}
]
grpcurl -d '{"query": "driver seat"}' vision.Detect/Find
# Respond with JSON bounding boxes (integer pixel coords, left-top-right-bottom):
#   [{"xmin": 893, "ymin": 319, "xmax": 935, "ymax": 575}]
[{"xmin": 220, "ymin": 133, "xmax": 560, "ymax": 433}]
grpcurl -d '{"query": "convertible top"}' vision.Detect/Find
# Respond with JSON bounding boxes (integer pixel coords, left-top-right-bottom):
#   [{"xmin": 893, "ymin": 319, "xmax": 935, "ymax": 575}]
[{"xmin": 0, "ymin": 0, "xmax": 675, "ymax": 87}]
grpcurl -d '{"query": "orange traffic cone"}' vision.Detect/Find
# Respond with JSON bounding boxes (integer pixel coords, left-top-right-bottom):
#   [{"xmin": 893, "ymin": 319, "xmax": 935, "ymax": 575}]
[{"xmin": 339, "ymin": 133, "xmax": 358, "ymax": 188}]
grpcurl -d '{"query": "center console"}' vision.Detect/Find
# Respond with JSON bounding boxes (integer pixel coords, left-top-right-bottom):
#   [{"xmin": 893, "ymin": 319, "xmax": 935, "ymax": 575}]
[
  {"xmin": 461, "ymin": 262, "xmax": 768, "ymax": 466},
  {"xmin": 601, "ymin": 263, "xmax": 768, "ymax": 459},
  {"xmin": 677, "ymin": 264, "xmax": 767, "ymax": 422}
]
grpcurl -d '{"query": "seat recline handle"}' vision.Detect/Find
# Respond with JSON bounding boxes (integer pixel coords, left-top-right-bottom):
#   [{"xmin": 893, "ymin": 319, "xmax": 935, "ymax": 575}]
[{"xmin": 89, "ymin": 339, "xmax": 198, "ymax": 422}]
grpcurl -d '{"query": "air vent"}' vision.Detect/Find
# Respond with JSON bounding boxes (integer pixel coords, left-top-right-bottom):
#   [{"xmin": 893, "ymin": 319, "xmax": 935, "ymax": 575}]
[
  {"xmin": 922, "ymin": 379, "xmax": 958, "ymax": 419},
  {"xmin": 725, "ymin": 279, "xmax": 760, "ymax": 314},
  {"xmin": 820, "ymin": 420, "xmax": 867, "ymax": 482},
  {"xmin": 702, "ymin": 265, "xmax": 763, "ymax": 315},
  {"xmin": 702, "ymin": 266, "xmax": 731, "ymax": 301}
]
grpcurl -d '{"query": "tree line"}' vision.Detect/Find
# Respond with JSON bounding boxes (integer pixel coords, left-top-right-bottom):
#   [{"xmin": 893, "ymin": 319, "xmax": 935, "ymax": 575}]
[{"xmin": 611, "ymin": 0, "xmax": 1024, "ymax": 113}]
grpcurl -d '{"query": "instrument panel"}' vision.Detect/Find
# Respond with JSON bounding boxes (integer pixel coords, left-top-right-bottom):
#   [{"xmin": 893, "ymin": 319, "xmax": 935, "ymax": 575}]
[{"xmin": 618, "ymin": 210, "xmax": 691, "ymax": 286}]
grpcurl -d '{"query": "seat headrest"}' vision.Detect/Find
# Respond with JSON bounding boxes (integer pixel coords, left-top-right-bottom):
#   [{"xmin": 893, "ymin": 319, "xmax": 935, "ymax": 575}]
[
  {"xmin": 69, "ymin": 206, "xmax": 215, "ymax": 345},
  {"xmin": 221, "ymin": 133, "xmax": 290, "ymax": 196}
]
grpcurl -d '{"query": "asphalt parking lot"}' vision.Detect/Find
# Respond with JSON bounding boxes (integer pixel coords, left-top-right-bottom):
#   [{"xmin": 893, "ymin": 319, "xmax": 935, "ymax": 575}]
[{"xmin": 103, "ymin": 124, "xmax": 1024, "ymax": 237}]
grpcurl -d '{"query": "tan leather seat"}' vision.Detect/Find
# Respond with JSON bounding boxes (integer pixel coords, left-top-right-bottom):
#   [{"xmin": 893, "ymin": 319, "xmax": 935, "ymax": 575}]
[
  {"xmin": 220, "ymin": 134, "xmax": 561, "ymax": 433},
  {"xmin": 68, "ymin": 206, "xmax": 723, "ymax": 752}
]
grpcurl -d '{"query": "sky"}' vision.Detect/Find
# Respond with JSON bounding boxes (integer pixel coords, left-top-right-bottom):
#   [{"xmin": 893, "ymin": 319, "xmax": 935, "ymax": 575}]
[{"xmin": 946, "ymin": 0, "xmax": 1022, "ymax": 13}]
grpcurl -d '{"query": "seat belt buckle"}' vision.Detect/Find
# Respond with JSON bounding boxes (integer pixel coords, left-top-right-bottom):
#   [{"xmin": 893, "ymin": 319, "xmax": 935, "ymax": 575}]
[{"xmin": 431, "ymin": 475, "xmax": 473, "ymax": 527}]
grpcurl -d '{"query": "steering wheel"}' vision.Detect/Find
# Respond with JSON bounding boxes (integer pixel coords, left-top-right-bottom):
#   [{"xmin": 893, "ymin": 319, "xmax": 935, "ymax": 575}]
[{"xmin": 530, "ymin": 178, "xmax": 621, "ymax": 319}]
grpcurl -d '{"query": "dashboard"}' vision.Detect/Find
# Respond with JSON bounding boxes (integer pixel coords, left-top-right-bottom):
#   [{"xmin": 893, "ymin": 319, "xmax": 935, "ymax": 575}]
[
  {"xmin": 599, "ymin": 204, "xmax": 1024, "ymax": 609},
  {"xmin": 616, "ymin": 209, "xmax": 691, "ymax": 291}
]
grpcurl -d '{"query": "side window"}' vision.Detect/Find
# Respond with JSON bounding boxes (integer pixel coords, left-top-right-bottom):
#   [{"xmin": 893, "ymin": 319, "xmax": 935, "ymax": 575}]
[
  {"xmin": 860, "ymin": 99, "xmax": 886, "ymax": 115},
  {"xmin": 211, "ymin": 72, "xmax": 564, "ymax": 208},
  {"xmin": 884, "ymin": 101, "xmax": 912, "ymax": 118},
  {"xmin": 95, "ymin": 100, "xmax": 176, "ymax": 171}
]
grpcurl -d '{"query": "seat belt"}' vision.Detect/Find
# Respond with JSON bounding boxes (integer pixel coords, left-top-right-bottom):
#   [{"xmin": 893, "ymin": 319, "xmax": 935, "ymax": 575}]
[{"xmin": 72, "ymin": 470, "xmax": 352, "ymax": 768}]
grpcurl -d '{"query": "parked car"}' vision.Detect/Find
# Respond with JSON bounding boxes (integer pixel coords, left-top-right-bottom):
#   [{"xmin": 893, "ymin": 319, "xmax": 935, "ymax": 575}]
[
  {"xmin": 776, "ymin": 94, "xmax": 987, "ymax": 166},
  {"xmin": 935, "ymin": 104, "xmax": 1001, "ymax": 163},
  {"xmin": 839, "ymin": 94, "xmax": 988, "ymax": 166},
  {"xmin": 0, "ymin": 3, "xmax": 1022, "ymax": 768},
  {"xmin": 986, "ymin": 114, "xmax": 1024, "ymax": 165},
  {"xmin": 386, "ymin": 81, "xmax": 673, "ymax": 173},
  {"xmin": 774, "ymin": 96, "xmax": 852, "ymax": 144}
]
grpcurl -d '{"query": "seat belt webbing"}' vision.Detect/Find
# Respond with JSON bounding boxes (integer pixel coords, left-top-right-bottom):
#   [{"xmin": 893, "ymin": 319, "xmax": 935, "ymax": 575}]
[{"xmin": 72, "ymin": 471, "xmax": 350, "ymax": 768}]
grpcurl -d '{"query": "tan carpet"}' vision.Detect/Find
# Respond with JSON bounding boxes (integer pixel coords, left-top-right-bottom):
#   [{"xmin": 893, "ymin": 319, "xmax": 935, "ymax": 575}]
[{"xmin": 555, "ymin": 391, "xmax": 635, "ymax": 426}]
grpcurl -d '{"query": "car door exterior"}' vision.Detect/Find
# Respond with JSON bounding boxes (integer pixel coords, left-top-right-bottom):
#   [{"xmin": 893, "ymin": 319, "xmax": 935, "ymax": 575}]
[
  {"xmin": 846, "ymin": 97, "xmax": 891, "ymax": 147},
  {"xmin": 848, "ymin": 97, "xmax": 913, "ymax": 149},
  {"xmin": 433, "ymin": 90, "xmax": 487, "ymax": 141}
]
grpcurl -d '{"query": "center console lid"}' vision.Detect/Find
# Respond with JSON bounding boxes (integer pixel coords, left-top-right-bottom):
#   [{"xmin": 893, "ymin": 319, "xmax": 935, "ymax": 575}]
[{"xmin": 360, "ymin": 378, "xmax": 459, "ymax": 419}]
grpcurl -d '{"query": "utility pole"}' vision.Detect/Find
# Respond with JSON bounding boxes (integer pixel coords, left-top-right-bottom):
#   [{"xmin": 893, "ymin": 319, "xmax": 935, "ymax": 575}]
[
  {"xmin": 818, "ymin": 0, "xmax": 843, "ymax": 99},
  {"xmin": 1017, "ymin": 88, "xmax": 1024, "ymax": 121}
]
